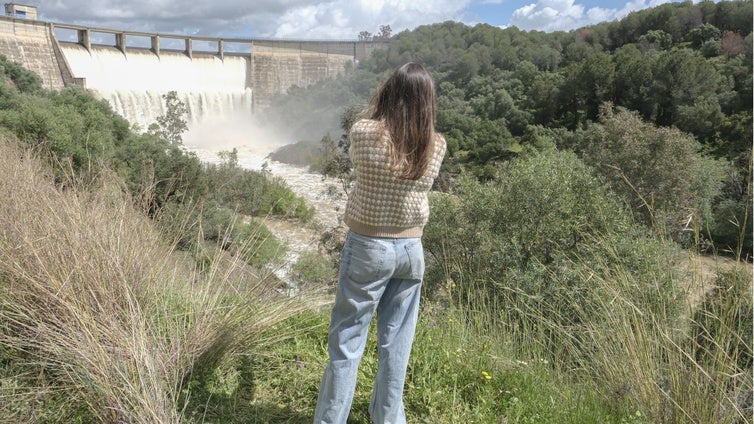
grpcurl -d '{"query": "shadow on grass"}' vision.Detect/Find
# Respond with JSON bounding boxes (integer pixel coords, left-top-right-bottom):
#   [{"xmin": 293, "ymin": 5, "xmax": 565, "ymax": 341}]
[
  {"xmin": 185, "ymin": 400, "xmax": 313, "ymax": 423},
  {"xmin": 181, "ymin": 351, "xmax": 379, "ymax": 424},
  {"xmin": 180, "ymin": 357, "xmax": 315, "ymax": 424},
  {"xmin": 185, "ymin": 392, "xmax": 374, "ymax": 423}
]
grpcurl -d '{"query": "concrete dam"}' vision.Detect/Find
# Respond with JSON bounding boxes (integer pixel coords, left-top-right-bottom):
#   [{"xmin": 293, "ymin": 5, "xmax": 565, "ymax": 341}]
[{"xmin": 0, "ymin": 12, "xmax": 384, "ymax": 130}]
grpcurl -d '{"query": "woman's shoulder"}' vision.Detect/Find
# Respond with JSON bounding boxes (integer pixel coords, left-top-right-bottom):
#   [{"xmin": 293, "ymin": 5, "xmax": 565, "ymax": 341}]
[
  {"xmin": 351, "ymin": 119, "xmax": 384, "ymax": 133},
  {"xmin": 433, "ymin": 132, "xmax": 447, "ymax": 153},
  {"xmin": 349, "ymin": 119, "xmax": 387, "ymax": 145}
]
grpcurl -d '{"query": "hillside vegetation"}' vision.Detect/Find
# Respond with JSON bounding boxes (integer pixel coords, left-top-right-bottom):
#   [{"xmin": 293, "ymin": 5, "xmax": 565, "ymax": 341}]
[
  {"xmin": 264, "ymin": 0, "xmax": 752, "ymax": 257},
  {"xmin": 0, "ymin": 1, "xmax": 751, "ymax": 422}
]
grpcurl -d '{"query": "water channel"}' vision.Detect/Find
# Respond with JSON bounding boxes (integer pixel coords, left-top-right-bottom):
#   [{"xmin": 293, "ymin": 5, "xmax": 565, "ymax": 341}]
[{"xmin": 184, "ymin": 133, "xmax": 347, "ymax": 283}]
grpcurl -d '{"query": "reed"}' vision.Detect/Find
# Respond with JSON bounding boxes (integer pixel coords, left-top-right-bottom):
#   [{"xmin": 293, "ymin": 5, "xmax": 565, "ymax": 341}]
[{"xmin": 0, "ymin": 140, "xmax": 323, "ymax": 422}]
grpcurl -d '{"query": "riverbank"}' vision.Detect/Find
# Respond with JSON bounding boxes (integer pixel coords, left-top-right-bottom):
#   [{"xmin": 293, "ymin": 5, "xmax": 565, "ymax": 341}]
[{"xmin": 185, "ymin": 142, "xmax": 347, "ymax": 282}]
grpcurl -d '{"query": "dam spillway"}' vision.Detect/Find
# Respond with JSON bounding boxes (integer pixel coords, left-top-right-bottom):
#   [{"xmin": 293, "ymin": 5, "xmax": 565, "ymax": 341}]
[
  {"xmin": 0, "ymin": 14, "xmax": 385, "ymax": 133},
  {"xmin": 59, "ymin": 43, "xmax": 253, "ymax": 130}
]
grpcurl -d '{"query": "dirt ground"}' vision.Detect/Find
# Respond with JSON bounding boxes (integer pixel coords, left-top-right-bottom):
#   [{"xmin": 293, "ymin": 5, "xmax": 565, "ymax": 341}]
[{"xmin": 680, "ymin": 252, "xmax": 751, "ymax": 310}]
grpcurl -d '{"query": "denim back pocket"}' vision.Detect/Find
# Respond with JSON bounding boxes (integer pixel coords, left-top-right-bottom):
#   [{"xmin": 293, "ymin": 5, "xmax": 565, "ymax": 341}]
[
  {"xmin": 342, "ymin": 232, "xmax": 389, "ymax": 284},
  {"xmin": 404, "ymin": 239, "xmax": 425, "ymax": 281}
]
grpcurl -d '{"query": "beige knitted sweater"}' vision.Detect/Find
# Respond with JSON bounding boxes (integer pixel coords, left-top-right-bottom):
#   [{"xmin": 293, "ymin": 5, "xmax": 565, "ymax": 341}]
[{"xmin": 343, "ymin": 119, "xmax": 446, "ymax": 238}]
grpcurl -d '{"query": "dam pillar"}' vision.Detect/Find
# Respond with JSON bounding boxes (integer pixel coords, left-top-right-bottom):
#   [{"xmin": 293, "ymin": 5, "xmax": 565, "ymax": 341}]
[
  {"xmin": 115, "ymin": 32, "xmax": 126, "ymax": 53},
  {"xmin": 151, "ymin": 35, "xmax": 160, "ymax": 57},
  {"xmin": 77, "ymin": 28, "xmax": 90, "ymax": 52},
  {"xmin": 185, "ymin": 38, "xmax": 192, "ymax": 59}
]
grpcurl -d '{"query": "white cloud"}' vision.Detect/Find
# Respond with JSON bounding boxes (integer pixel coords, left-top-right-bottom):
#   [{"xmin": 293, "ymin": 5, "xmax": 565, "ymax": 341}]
[
  {"xmin": 36, "ymin": 0, "xmax": 471, "ymax": 40},
  {"xmin": 38, "ymin": 0, "xmax": 317, "ymax": 37},
  {"xmin": 511, "ymin": 0, "xmax": 585, "ymax": 32},
  {"xmin": 270, "ymin": 0, "xmax": 471, "ymax": 39},
  {"xmin": 585, "ymin": 7, "xmax": 614, "ymax": 23},
  {"xmin": 615, "ymin": 0, "xmax": 654, "ymax": 19},
  {"xmin": 509, "ymin": 0, "xmax": 682, "ymax": 32}
]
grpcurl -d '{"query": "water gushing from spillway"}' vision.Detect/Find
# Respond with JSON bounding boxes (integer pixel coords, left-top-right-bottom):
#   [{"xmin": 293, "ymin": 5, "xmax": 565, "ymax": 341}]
[{"xmin": 59, "ymin": 43, "xmax": 253, "ymax": 131}]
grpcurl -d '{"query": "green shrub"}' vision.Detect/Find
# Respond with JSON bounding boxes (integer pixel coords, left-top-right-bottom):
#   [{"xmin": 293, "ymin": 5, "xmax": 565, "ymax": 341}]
[
  {"xmin": 577, "ymin": 104, "xmax": 727, "ymax": 245},
  {"xmin": 260, "ymin": 175, "xmax": 315, "ymax": 220},
  {"xmin": 204, "ymin": 162, "xmax": 314, "ymax": 221},
  {"xmin": 0, "ymin": 54, "xmax": 42, "ymax": 93},
  {"xmin": 114, "ymin": 133, "xmax": 206, "ymax": 213},
  {"xmin": 424, "ymin": 149, "xmax": 628, "ymax": 288},
  {"xmin": 0, "ymin": 82, "xmax": 206, "ymax": 213},
  {"xmin": 268, "ymin": 139, "xmax": 322, "ymax": 168},
  {"xmin": 708, "ymin": 193, "xmax": 752, "ymax": 259},
  {"xmin": 234, "ymin": 219, "xmax": 288, "ymax": 269},
  {"xmin": 424, "ymin": 149, "xmax": 687, "ymax": 366},
  {"xmin": 157, "ymin": 199, "xmax": 288, "ymax": 270},
  {"xmin": 199, "ymin": 204, "xmax": 239, "ymax": 246},
  {"xmin": 0, "ymin": 86, "xmax": 124, "ymax": 175},
  {"xmin": 291, "ymin": 250, "xmax": 338, "ymax": 290}
]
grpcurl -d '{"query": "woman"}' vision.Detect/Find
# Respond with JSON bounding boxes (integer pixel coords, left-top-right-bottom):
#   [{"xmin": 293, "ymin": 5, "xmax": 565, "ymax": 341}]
[{"xmin": 313, "ymin": 62, "xmax": 446, "ymax": 424}]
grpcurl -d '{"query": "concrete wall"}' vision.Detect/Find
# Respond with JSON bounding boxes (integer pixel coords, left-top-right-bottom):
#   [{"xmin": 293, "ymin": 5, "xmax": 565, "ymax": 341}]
[
  {"xmin": 0, "ymin": 16, "xmax": 386, "ymax": 113},
  {"xmin": 5, "ymin": 4, "xmax": 38, "ymax": 20},
  {"xmin": 251, "ymin": 40, "xmax": 358, "ymax": 109},
  {"xmin": 0, "ymin": 17, "xmax": 67, "ymax": 89}
]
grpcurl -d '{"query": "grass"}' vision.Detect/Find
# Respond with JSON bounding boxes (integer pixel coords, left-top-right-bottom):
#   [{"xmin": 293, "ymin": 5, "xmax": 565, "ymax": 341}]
[
  {"xmin": 0, "ymin": 139, "xmax": 326, "ymax": 422},
  {"xmin": 560, "ymin": 240, "xmax": 752, "ymax": 424},
  {"xmin": 243, "ymin": 302, "xmax": 652, "ymax": 423},
  {"xmin": 0, "ymin": 137, "xmax": 749, "ymax": 422}
]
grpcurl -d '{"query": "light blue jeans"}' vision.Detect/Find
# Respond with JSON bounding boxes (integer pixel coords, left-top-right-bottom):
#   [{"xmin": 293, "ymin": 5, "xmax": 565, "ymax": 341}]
[{"xmin": 313, "ymin": 230, "xmax": 425, "ymax": 424}]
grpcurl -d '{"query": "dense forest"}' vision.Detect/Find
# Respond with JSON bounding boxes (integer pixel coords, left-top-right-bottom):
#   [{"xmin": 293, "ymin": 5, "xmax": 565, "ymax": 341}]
[{"xmin": 263, "ymin": 0, "xmax": 753, "ymax": 257}]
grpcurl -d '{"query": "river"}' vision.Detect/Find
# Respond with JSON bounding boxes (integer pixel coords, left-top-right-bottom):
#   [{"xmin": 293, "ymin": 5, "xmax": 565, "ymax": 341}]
[{"xmin": 184, "ymin": 132, "xmax": 347, "ymax": 283}]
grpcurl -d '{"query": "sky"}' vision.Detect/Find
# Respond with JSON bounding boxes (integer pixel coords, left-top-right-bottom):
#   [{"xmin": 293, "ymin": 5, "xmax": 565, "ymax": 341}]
[{"xmin": 29, "ymin": 0, "xmax": 715, "ymax": 40}]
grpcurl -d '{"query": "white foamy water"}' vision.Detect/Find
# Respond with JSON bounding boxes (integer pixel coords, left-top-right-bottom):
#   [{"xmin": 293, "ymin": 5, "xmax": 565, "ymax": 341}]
[{"xmin": 60, "ymin": 43, "xmax": 253, "ymax": 130}]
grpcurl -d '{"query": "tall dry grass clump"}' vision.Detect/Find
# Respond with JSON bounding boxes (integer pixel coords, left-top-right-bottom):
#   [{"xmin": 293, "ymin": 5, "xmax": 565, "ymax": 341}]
[
  {"xmin": 0, "ymin": 140, "xmax": 317, "ymax": 422},
  {"xmin": 558, "ymin": 237, "xmax": 752, "ymax": 424}
]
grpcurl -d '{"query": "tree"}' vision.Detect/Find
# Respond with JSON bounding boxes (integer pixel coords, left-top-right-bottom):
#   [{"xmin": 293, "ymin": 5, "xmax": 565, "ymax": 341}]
[
  {"xmin": 317, "ymin": 106, "xmax": 360, "ymax": 192},
  {"xmin": 557, "ymin": 52, "xmax": 615, "ymax": 127},
  {"xmin": 376, "ymin": 25, "xmax": 392, "ymax": 40},
  {"xmin": 358, "ymin": 31, "xmax": 373, "ymax": 41},
  {"xmin": 638, "ymin": 29, "xmax": 673, "ymax": 50},
  {"xmin": 676, "ymin": 97, "xmax": 725, "ymax": 145},
  {"xmin": 687, "ymin": 23, "xmax": 721, "ymax": 48},
  {"xmin": 711, "ymin": 0, "xmax": 753, "ymax": 34},
  {"xmin": 217, "ymin": 148, "xmax": 239, "ymax": 167},
  {"xmin": 150, "ymin": 91, "xmax": 188, "ymax": 146},
  {"xmin": 578, "ymin": 104, "xmax": 727, "ymax": 243},
  {"xmin": 612, "ymin": 44, "xmax": 655, "ymax": 119},
  {"xmin": 721, "ymin": 31, "xmax": 746, "ymax": 57},
  {"xmin": 649, "ymin": 48, "xmax": 720, "ymax": 125}
]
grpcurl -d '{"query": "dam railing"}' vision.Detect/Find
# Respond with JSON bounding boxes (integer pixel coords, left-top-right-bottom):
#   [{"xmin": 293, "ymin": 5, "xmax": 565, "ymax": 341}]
[{"xmin": 51, "ymin": 22, "xmax": 383, "ymax": 61}]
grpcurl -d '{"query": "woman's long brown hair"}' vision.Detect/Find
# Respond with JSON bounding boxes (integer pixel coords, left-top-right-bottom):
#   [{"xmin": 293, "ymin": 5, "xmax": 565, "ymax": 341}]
[{"xmin": 367, "ymin": 62, "xmax": 437, "ymax": 180}]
